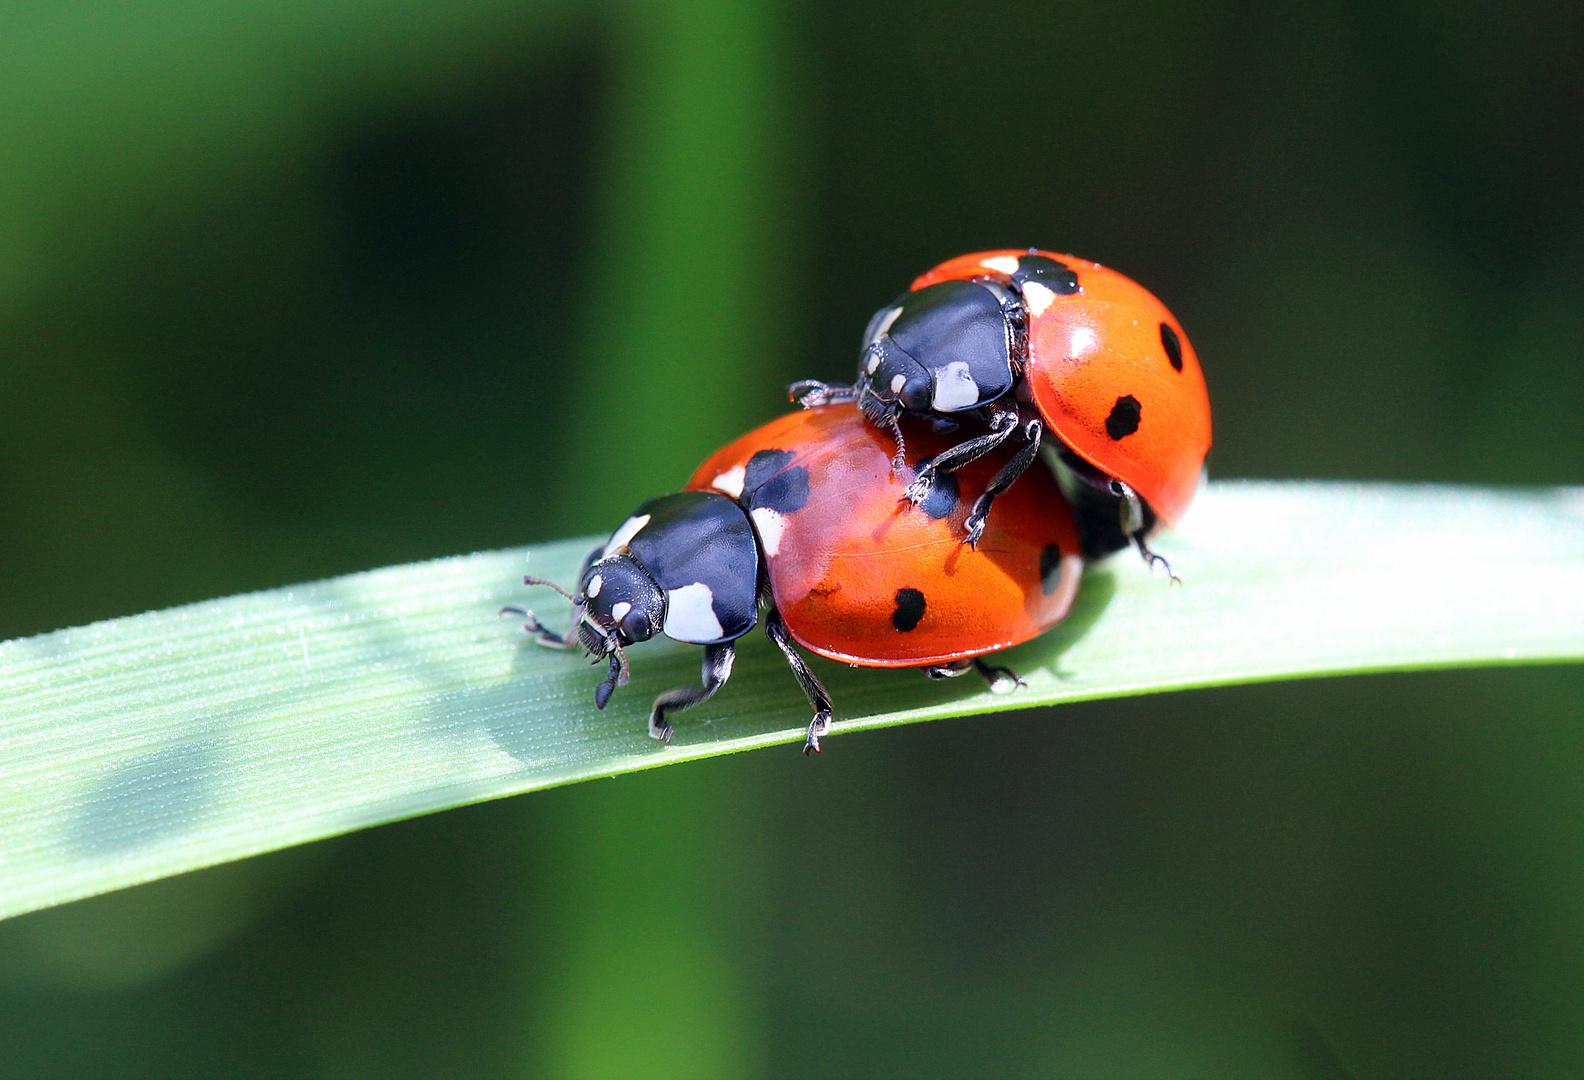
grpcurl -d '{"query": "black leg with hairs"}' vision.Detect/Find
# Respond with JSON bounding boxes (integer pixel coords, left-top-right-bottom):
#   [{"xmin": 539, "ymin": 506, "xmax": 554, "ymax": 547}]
[
  {"xmin": 764, "ymin": 607, "xmax": 835, "ymax": 755},
  {"xmin": 648, "ymin": 642, "xmax": 736, "ymax": 744}
]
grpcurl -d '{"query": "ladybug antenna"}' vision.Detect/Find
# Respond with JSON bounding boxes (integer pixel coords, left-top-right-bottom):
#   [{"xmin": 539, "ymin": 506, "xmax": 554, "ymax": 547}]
[{"xmin": 523, "ymin": 574, "xmax": 578, "ymax": 604}]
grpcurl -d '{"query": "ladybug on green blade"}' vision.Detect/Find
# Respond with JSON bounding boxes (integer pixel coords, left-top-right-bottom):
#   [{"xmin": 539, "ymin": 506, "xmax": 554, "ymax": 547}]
[{"xmin": 507, "ymin": 403, "xmax": 1083, "ymax": 753}]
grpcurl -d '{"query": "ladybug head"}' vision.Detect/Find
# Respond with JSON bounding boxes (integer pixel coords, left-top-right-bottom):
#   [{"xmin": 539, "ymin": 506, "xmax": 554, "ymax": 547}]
[
  {"xmin": 521, "ymin": 552, "xmax": 666, "ymax": 711},
  {"xmin": 859, "ymin": 337, "xmax": 934, "ymax": 413},
  {"xmin": 857, "ymin": 294, "xmax": 933, "ymax": 413},
  {"xmin": 577, "ymin": 556, "xmax": 665, "ymax": 649}
]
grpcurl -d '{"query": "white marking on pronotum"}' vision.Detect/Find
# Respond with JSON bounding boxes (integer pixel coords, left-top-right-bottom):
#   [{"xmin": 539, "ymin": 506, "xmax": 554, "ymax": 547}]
[
  {"xmin": 866, "ymin": 351, "xmax": 880, "ymax": 374},
  {"xmin": 586, "ymin": 573, "xmax": 603, "ymax": 598},
  {"xmin": 712, "ymin": 464, "xmax": 746, "ymax": 498},
  {"xmin": 890, "ymin": 373, "xmax": 907, "ymax": 394},
  {"xmin": 931, "ymin": 360, "xmax": 979, "ymax": 411},
  {"xmin": 979, "ymin": 254, "xmax": 1020, "ymax": 275},
  {"xmin": 868, "ymin": 305, "xmax": 903, "ymax": 345},
  {"xmin": 664, "ymin": 582, "xmax": 724, "ymax": 642},
  {"xmin": 1022, "ymin": 280, "xmax": 1058, "ymax": 317},
  {"xmin": 610, "ymin": 601, "xmax": 632, "ymax": 623},
  {"xmin": 750, "ymin": 506, "xmax": 787, "ymax": 557},
  {"xmin": 602, "ymin": 513, "xmax": 651, "ymax": 557}
]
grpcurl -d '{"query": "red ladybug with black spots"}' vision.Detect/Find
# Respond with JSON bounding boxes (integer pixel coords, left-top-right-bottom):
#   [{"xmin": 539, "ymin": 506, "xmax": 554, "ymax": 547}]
[
  {"xmin": 791, "ymin": 249, "xmax": 1211, "ymax": 569},
  {"xmin": 508, "ymin": 402, "xmax": 1084, "ymax": 753}
]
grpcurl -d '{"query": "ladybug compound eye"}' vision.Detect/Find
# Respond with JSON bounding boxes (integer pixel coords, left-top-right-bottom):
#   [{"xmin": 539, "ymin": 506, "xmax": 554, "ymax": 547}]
[
  {"xmin": 579, "ymin": 557, "xmax": 665, "ymax": 645},
  {"xmin": 612, "ymin": 603, "xmax": 654, "ymax": 642}
]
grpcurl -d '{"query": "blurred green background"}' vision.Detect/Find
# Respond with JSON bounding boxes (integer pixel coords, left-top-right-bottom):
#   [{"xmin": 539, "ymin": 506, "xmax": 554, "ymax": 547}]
[{"xmin": 1, "ymin": 0, "xmax": 1581, "ymax": 1075}]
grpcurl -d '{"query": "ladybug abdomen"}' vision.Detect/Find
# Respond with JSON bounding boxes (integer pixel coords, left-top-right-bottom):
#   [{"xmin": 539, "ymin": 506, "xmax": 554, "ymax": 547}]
[{"xmin": 687, "ymin": 405, "xmax": 1083, "ymax": 668}]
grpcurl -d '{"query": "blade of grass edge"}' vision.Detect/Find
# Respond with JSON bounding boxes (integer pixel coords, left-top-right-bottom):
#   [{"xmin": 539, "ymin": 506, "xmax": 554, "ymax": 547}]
[{"xmin": 0, "ymin": 479, "xmax": 1580, "ymax": 921}]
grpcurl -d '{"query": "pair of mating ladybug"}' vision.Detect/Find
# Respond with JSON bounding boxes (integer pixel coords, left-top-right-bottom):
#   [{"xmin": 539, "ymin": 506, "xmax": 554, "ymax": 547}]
[{"xmin": 511, "ymin": 249, "xmax": 1211, "ymax": 753}]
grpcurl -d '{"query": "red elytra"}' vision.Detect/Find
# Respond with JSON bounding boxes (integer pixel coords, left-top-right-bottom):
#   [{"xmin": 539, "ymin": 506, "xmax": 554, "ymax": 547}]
[
  {"xmin": 912, "ymin": 249, "xmax": 1212, "ymax": 526},
  {"xmin": 686, "ymin": 402, "xmax": 1084, "ymax": 667}
]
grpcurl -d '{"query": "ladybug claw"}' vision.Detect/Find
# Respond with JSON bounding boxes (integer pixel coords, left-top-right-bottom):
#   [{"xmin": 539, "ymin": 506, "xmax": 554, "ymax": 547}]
[
  {"xmin": 1134, "ymin": 532, "xmax": 1182, "ymax": 585},
  {"xmin": 788, "ymin": 379, "xmax": 855, "ymax": 409},
  {"xmin": 962, "ymin": 510, "xmax": 988, "ymax": 548},
  {"xmin": 648, "ymin": 712, "xmax": 674, "ymax": 744},
  {"xmin": 803, "ymin": 711, "xmax": 833, "ymax": 755},
  {"xmin": 980, "ymin": 663, "xmax": 1025, "ymax": 694},
  {"xmin": 903, "ymin": 468, "xmax": 935, "ymax": 506}
]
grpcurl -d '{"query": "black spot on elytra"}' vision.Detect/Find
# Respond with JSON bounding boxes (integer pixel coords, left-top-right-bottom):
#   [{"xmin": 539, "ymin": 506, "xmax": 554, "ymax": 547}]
[
  {"xmin": 917, "ymin": 469, "xmax": 959, "ymax": 519},
  {"xmin": 1013, "ymin": 255, "xmax": 1080, "ymax": 295},
  {"xmin": 1106, "ymin": 395, "xmax": 1142, "ymax": 440},
  {"xmin": 747, "ymin": 465, "xmax": 810, "ymax": 515},
  {"xmin": 741, "ymin": 449, "xmax": 795, "ymax": 501},
  {"xmin": 1160, "ymin": 322, "xmax": 1183, "ymax": 372},
  {"xmin": 892, "ymin": 588, "xmax": 926, "ymax": 631},
  {"xmin": 1039, "ymin": 543, "xmax": 1064, "ymax": 595}
]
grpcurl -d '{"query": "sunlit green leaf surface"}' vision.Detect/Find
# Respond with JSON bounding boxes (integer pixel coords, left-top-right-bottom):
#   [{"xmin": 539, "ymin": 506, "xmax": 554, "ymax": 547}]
[{"xmin": 1, "ymin": 480, "xmax": 1580, "ymax": 921}]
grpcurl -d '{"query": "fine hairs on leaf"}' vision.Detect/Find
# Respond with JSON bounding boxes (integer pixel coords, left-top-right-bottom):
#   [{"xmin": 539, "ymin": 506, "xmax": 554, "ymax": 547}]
[{"xmin": 0, "ymin": 482, "xmax": 1580, "ymax": 920}]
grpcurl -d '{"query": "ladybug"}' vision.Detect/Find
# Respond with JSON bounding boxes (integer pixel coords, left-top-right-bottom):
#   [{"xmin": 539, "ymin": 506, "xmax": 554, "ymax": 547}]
[
  {"xmin": 791, "ymin": 249, "xmax": 1211, "ymax": 568},
  {"xmin": 507, "ymin": 402, "xmax": 1084, "ymax": 754}
]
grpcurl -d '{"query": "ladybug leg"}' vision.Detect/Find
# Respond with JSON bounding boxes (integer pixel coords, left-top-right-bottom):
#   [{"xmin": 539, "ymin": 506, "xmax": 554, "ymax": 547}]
[
  {"xmin": 1132, "ymin": 533, "xmax": 1179, "ymax": 585},
  {"xmin": 1113, "ymin": 482, "xmax": 1180, "ymax": 583},
  {"xmin": 499, "ymin": 605, "xmax": 574, "ymax": 649},
  {"xmin": 646, "ymin": 642, "xmax": 736, "ymax": 744},
  {"xmin": 924, "ymin": 658, "xmax": 972, "ymax": 679},
  {"xmin": 962, "ymin": 418, "xmax": 1043, "ymax": 548},
  {"xmin": 972, "ymin": 658, "xmax": 1026, "ymax": 693},
  {"xmin": 904, "ymin": 407, "xmax": 1019, "ymax": 508},
  {"xmin": 503, "ymin": 574, "xmax": 583, "ymax": 647},
  {"xmin": 788, "ymin": 379, "xmax": 857, "ymax": 409},
  {"xmin": 925, "ymin": 657, "xmax": 1025, "ymax": 693},
  {"xmin": 764, "ymin": 607, "xmax": 835, "ymax": 755}
]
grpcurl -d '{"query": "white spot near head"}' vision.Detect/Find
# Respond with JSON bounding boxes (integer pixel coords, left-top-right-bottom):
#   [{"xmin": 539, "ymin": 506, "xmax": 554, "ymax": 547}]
[
  {"xmin": 711, "ymin": 465, "xmax": 746, "ymax": 499},
  {"xmin": 869, "ymin": 305, "xmax": 903, "ymax": 343},
  {"xmin": 663, "ymin": 582, "xmax": 724, "ymax": 642},
  {"xmin": 750, "ymin": 506, "xmax": 787, "ymax": 557},
  {"xmin": 979, "ymin": 255, "xmax": 1020, "ymax": 275},
  {"xmin": 931, "ymin": 360, "xmax": 980, "ymax": 411},
  {"xmin": 610, "ymin": 600, "xmax": 632, "ymax": 622},
  {"xmin": 866, "ymin": 351, "xmax": 880, "ymax": 374},
  {"xmin": 890, "ymin": 373, "xmax": 907, "ymax": 395},
  {"xmin": 1022, "ymin": 280, "xmax": 1057, "ymax": 317},
  {"xmin": 586, "ymin": 573, "xmax": 603, "ymax": 598},
  {"xmin": 602, "ymin": 513, "xmax": 651, "ymax": 557}
]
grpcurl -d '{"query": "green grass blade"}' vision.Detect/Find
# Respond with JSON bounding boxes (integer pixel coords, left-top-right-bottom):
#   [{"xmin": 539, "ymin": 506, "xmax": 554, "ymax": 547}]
[{"xmin": 1, "ymin": 480, "xmax": 1580, "ymax": 920}]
